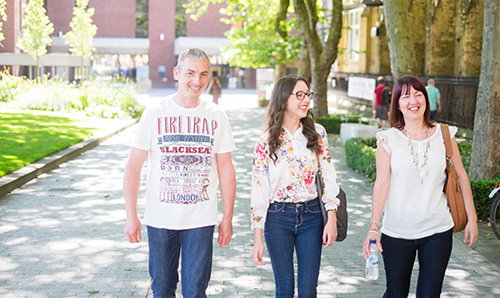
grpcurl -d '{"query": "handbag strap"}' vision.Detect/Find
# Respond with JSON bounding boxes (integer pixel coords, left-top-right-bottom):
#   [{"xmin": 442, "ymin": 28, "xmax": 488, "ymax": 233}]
[{"xmin": 440, "ymin": 124, "xmax": 454, "ymax": 173}]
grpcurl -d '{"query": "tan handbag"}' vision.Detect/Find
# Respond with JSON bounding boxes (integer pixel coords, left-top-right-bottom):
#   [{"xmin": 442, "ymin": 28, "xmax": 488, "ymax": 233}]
[{"xmin": 441, "ymin": 124, "xmax": 467, "ymax": 232}]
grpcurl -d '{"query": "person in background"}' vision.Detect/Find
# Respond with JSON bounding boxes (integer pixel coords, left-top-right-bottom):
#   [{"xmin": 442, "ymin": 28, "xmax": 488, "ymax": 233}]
[
  {"xmin": 425, "ymin": 78, "xmax": 441, "ymax": 121},
  {"xmin": 207, "ymin": 72, "xmax": 222, "ymax": 104},
  {"xmin": 373, "ymin": 76, "xmax": 389, "ymax": 129},
  {"xmin": 363, "ymin": 75, "xmax": 477, "ymax": 298},
  {"xmin": 251, "ymin": 74, "xmax": 341, "ymax": 298},
  {"xmin": 123, "ymin": 48, "xmax": 236, "ymax": 298}
]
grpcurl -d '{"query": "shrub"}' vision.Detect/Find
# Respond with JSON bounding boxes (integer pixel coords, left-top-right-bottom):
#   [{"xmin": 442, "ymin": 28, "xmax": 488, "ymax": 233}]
[
  {"xmin": 470, "ymin": 179, "xmax": 500, "ymax": 222},
  {"xmin": 344, "ymin": 137, "xmax": 377, "ymax": 183},
  {"xmin": 458, "ymin": 142, "xmax": 471, "ymax": 174},
  {"xmin": 0, "ymin": 72, "xmax": 29, "ymax": 102},
  {"xmin": 0, "ymin": 73, "xmax": 144, "ymax": 119},
  {"xmin": 343, "ymin": 136, "xmax": 495, "ymax": 220},
  {"xmin": 316, "ymin": 114, "xmax": 368, "ymax": 134},
  {"xmin": 257, "ymin": 98, "xmax": 269, "ymax": 107}
]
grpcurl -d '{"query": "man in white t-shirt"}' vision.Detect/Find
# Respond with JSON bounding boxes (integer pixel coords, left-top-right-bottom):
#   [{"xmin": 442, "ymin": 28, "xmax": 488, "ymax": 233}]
[{"xmin": 123, "ymin": 48, "xmax": 236, "ymax": 298}]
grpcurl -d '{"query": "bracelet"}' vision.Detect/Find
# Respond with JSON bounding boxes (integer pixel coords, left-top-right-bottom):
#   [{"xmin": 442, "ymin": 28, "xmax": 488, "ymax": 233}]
[
  {"xmin": 368, "ymin": 229, "xmax": 380, "ymax": 236},
  {"xmin": 369, "ymin": 221, "xmax": 379, "ymax": 228}
]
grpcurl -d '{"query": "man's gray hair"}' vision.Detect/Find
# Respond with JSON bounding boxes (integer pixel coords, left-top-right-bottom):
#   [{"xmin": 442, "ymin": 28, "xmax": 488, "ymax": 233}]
[{"xmin": 176, "ymin": 48, "xmax": 210, "ymax": 71}]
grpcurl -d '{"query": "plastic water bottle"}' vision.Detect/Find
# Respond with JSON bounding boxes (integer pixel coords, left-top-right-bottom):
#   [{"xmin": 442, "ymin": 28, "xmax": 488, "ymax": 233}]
[{"xmin": 365, "ymin": 239, "xmax": 379, "ymax": 280}]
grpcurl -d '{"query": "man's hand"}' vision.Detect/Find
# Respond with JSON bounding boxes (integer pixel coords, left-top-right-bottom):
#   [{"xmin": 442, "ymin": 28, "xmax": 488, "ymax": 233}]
[
  {"xmin": 217, "ymin": 218, "xmax": 233, "ymax": 247},
  {"xmin": 124, "ymin": 216, "xmax": 142, "ymax": 243}
]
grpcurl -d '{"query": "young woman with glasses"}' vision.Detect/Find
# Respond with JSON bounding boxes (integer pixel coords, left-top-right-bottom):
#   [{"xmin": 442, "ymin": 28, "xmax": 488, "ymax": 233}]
[{"xmin": 251, "ymin": 74, "xmax": 341, "ymax": 297}]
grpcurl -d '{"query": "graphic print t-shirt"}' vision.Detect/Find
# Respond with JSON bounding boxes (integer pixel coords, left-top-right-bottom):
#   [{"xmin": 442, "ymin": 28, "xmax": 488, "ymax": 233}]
[{"xmin": 132, "ymin": 98, "xmax": 235, "ymax": 230}]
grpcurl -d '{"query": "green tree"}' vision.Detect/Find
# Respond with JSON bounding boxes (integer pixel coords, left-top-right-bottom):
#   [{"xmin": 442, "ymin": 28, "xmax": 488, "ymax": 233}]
[
  {"xmin": 187, "ymin": 0, "xmax": 344, "ymax": 117},
  {"xmin": 16, "ymin": 0, "xmax": 54, "ymax": 80},
  {"xmin": 63, "ymin": 0, "xmax": 98, "ymax": 81},
  {"xmin": 383, "ymin": 0, "xmax": 419, "ymax": 79},
  {"xmin": 469, "ymin": 0, "xmax": 500, "ymax": 180},
  {"xmin": 187, "ymin": 0, "xmax": 301, "ymax": 82},
  {"xmin": 292, "ymin": 0, "xmax": 343, "ymax": 117},
  {"xmin": 0, "ymin": 0, "xmax": 7, "ymax": 44}
]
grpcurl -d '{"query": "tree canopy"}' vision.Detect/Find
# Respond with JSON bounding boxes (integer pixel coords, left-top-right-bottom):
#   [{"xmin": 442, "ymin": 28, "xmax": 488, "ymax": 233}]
[
  {"xmin": 64, "ymin": 0, "xmax": 97, "ymax": 59},
  {"xmin": 16, "ymin": 0, "xmax": 54, "ymax": 79},
  {"xmin": 186, "ymin": 0, "xmax": 301, "ymax": 69},
  {"xmin": 0, "ymin": 0, "xmax": 6, "ymax": 44},
  {"xmin": 64, "ymin": 0, "xmax": 98, "ymax": 80}
]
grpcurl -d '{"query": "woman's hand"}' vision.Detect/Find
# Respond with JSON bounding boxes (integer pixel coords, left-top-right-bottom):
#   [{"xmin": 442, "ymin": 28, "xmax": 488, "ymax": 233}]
[
  {"xmin": 322, "ymin": 211, "xmax": 338, "ymax": 248},
  {"xmin": 363, "ymin": 230, "xmax": 383, "ymax": 259},
  {"xmin": 252, "ymin": 228, "xmax": 266, "ymax": 265},
  {"xmin": 463, "ymin": 220, "xmax": 478, "ymax": 248}
]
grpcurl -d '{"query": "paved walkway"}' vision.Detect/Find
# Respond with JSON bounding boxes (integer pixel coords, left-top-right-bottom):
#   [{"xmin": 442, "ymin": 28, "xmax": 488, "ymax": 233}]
[{"xmin": 0, "ymin": 89, "xmax": 499, "ymax": 297}]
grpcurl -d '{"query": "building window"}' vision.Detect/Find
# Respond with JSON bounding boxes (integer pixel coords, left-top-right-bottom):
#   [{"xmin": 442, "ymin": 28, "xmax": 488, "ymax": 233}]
[
  {"xmin": 136, "ymin": 0, "xmax": 148, "ymax": 38},
  {"xmin": 175, "ymin": 0, "xmax": 187, "ymax": 38},
  {"xmin": 347, "ymin": 8, "xmax": 361, "ymax": 62}
]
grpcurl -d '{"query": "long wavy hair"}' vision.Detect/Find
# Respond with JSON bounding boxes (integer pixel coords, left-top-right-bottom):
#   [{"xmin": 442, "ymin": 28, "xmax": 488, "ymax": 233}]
[
  {"xmin": 266, "ymin": 74, "xmax": 320, "ymax": 163},
  {"xmin": 389, "ymin": 75, "xmax": 435, "ymax": 129}
]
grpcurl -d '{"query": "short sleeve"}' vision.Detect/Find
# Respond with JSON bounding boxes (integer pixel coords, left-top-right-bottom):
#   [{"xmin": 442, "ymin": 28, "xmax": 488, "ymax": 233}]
[
  {"xmin": 449, "ymin": 125, "xmax": 458, "ymax": 139},
  {"xmin": 376, "ymin": 130, "xmax": 391, "ymax": 156},
  {"xmin": 132, "ymin": 106, "xmax": 156, "ymax": 151},
  {"xmin": 215, "ymin": 109, "xmax": 236, "ymax": 154}
]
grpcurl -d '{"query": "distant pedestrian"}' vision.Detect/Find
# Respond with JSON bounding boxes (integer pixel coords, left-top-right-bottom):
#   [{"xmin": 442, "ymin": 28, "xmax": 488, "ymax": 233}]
[
  {"xmin": 373, "ymin": 76, "xmax": 389, "ymax": 129},
  {"xmin": 426, "ymin": 78, "xmax": 442, "ymax": 121},
  {"xmin": 363, "ymin": 75, "xmax": 477, "ymax": 297},
  {"xmin": 207, "ymin": 73, "xmax": 222, "ymax": 104},
  {"xmin": 251, "ymin": 74, "xmax": 341, "ymax": 298},
  {"xmin": 123, "ymin": 48, "xmax": 236, "ymax": 298}
]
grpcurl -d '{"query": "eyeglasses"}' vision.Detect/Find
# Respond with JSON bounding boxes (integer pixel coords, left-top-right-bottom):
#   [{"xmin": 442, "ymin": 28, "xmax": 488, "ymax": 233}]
[{"xmin": 290, "ymin": 91, "xmax": 314, "ymax": 101}]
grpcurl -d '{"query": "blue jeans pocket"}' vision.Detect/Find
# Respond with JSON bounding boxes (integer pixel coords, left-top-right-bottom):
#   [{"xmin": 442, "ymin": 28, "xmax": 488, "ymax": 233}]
[
  {"xmin": 305, "ymin": 199, "xmax": 321, "ymax": 214},
  {"xmin": 268, "ymin": 202, "xmax": 285, "ymax": 213}
]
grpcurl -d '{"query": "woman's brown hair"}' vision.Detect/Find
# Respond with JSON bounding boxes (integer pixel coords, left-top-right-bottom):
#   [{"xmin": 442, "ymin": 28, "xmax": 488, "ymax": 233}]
[
  {"xmin": 389, "ymin": 75, "xmax": 436, "ymax": 129},
  {"xmin": 266, "ymin": 74, "xmax": 320, "ymax": 163}
]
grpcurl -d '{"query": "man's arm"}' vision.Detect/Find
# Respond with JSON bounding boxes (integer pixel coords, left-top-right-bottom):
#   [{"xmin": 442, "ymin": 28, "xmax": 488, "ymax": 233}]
[
  {"xmin": 437, "ymin": 97, "xmax": 442, "ymax": 113},
  {"xmin": 123, "ymin": 147, "xmax": 148, "ymax": 243},
  {"xmin": 216, "ymin": 152, "xmax": 236, "ymax": 247}
]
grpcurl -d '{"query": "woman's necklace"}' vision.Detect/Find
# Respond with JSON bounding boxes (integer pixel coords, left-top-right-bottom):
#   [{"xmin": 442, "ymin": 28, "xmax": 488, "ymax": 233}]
[{"xmin": 403, "ymin": 127, "xmax": 430, "ymax": 184}]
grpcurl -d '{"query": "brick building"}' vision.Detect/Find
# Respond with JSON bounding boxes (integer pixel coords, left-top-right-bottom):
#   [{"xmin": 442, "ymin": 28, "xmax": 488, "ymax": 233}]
[
  {"xmin": 331, "ymin": 0, "xmax": 484, "ymax": 128},
  {"xmin": 0, "ymin": 0, "xmax": 256, "ymax": 89}
]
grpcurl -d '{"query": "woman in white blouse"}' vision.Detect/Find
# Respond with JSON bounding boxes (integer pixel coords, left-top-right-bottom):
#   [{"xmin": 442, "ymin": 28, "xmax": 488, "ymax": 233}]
[
  {"xmin": 251, "ymin": 75, "xmax": 340, "ymax": 298},
  {"xmin": 362, "ymin": 75, "xmax": 478, "ymax": 297}
]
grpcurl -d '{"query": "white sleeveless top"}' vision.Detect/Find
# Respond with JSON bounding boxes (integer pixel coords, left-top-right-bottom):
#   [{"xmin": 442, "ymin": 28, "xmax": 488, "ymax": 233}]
[{"xmin": 376, "ymin": 125, "xmax": 455, "ymax": 239}]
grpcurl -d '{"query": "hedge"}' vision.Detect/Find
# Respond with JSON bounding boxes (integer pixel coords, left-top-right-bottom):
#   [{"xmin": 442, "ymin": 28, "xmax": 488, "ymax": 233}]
[
  {"xmin": 316, "ymin": 114, "xmax": 368, "ymax": 134},
  {"xmin": 344, "ymin": 136, "xmax": 498, "ymax": 221},
  {"xmin": 345, "ymin": 137, "xmax": 377, "ymax": 183}
]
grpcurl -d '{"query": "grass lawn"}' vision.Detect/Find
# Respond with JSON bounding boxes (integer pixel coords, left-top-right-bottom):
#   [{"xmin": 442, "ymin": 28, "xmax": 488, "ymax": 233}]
[{"xmin": 0, "ymin": 111, "xmax": 100, "ymax": 177}]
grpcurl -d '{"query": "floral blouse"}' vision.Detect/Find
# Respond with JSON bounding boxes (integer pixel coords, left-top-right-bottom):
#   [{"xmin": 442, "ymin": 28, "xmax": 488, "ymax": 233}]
[{"xmin": 251, "ymin": 123, "xmax": 340, "ymax": 229}]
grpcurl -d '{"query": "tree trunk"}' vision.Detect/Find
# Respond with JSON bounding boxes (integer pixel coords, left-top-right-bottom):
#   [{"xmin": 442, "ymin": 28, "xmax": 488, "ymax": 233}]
[
  {"xmin": 81, "ymin": 56, "xmax": 85, "ymax": 81},
  {"xmin": 36, "ymin": 55, "xmax": 40, "ymax": 81},
  {"xmin": 310, "ymin": 67, "xmax": 330, "ymax": 117},
  {"xmin": 469, "ymin": 0, "xmax": 500, "ymax": 180},
  {"xmin": 273, "ymin": 0, "xmax": 290, "ymax": 83},
  {"xmin": 274, "ymin": 63, "xmax": 286, "ymax": 83},
  {"xmin": 298, "ymin": 43, "xmax": 311, "ymax": 83},
  {"xmin": 292, "ymin": 0, "xmax": 342, "ymax": 117},
  {"xmin": 383, "ymin": 0, "xmax": 419, "ymax": 79}
]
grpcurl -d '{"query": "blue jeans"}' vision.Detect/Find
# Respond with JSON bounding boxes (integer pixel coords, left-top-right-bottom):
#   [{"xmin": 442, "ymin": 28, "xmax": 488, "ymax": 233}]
[
  {"xmin": 147, "ymin": 225, "xmax": 215, "ymax": 298},
  {"xmin": 381, "ymin": 229, "xmax": 453, "ymax": 298},
  {"xmin": 264, "ymin": 198, "xmax": 324, "ymax": 298}
]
